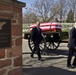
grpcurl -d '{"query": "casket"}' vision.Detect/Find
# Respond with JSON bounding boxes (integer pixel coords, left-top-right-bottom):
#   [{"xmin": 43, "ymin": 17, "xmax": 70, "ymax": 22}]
[{"xmin": 30, "ymin": 22, "xmax": 62, "ymax": 32}]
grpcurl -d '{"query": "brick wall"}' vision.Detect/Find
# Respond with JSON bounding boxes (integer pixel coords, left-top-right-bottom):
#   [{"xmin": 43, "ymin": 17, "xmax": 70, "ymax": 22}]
[{"xmin": 0, "ymin": 0, "xmax": 25, "ymax": 75}]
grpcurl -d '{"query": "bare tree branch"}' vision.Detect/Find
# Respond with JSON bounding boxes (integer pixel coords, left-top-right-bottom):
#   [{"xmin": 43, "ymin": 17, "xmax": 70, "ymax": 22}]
[{"xmin": 32, "ymin": 0, "xmax": 54, "ymax": 22}]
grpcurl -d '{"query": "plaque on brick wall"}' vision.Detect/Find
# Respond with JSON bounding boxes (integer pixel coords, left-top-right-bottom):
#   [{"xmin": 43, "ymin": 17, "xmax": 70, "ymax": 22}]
[{"xmin": 0, "ymin": 19, "xmax": 11, "ymax": 48}]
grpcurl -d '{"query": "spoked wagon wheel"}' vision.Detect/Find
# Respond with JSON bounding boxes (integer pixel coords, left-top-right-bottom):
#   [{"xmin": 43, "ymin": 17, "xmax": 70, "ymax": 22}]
[
  {"xmin": 46, "ymin": 41, "xmax": 60, "ymax": 51},
  {"xmin": 28, "ymin": 35, "xmax": 46, "ymax": 53}
]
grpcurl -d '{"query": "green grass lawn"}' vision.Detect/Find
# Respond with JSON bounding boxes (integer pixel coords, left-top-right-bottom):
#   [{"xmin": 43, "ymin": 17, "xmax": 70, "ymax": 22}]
[{"xmin": 62, "ymin": 29, "xmax": 70, "ymax": 32}]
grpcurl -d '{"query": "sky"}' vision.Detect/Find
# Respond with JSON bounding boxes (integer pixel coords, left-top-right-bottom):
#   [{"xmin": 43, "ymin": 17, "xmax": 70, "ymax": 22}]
[
  {"xmin": 18, "ymin": 0, "xmax": 36, "ymax": 7},
  {"xmin": 18, "ymin": 0, "xmax": 37, "ymax": 12}
]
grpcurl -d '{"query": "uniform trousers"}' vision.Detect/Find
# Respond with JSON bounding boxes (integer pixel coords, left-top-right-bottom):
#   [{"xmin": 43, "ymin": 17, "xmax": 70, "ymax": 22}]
[
  {"xmin": 31, "ymin": 41, "xmax": 41, "ymax": 60},
  {"xmin": 67, "ymin": 48, "xmax": 76, "ymax": 66}
]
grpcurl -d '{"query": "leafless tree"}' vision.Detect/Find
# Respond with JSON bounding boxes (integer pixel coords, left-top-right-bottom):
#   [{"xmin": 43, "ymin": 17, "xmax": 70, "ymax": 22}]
[
  {"xmin": 32, "ymin": 0, "xmax": 54, "ymax": 22},
  {"xmin": 53, "ymin": 0, "xmax": 69, "ymax": 22},
  {"xmin": 23, "ymin": 0, "xmax": 73, "ymax": 23},
  {"xmin": 69, "ymin": 0, "xmax": 76, "ymax": 21},
  {"xmin": 23, "ymin": 8, "xmax": 37, "ymax": 24}
]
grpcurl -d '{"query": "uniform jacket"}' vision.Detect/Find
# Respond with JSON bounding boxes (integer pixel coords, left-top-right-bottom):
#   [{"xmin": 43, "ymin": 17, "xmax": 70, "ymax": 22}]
[
  {"xmin": 68, "ymin": 27, "xmax": 76, "ymax": 49},
  {"xmin": 31, "ymin": 26, "xmax": 43, "ymax": 43}
]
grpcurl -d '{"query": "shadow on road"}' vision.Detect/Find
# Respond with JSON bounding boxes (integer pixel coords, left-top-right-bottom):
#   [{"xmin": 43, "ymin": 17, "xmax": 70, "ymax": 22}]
[
  {"xmin": 23, "ymin": 47, "xmax": 76, "ymax": 75},
  {"xmin": 23, "ymin": 49, "xmax": 68, "ymax": 56},
  {"xmin": 42, "ymin": 49, "xmax": 68, "ymax": 56},
  {"xmin": 23, "ymin": 66, "xmax": 76, "ymax": 75}
]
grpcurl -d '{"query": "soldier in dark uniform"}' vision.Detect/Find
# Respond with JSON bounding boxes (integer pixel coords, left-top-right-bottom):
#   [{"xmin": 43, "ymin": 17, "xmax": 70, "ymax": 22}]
[
  {"xmin": 67, "ymin": 22, "xmax": 76, "ymax": 68},
  {"xmin": 30, "ymin": 21, "xmax": 43, "ymax": 61}
]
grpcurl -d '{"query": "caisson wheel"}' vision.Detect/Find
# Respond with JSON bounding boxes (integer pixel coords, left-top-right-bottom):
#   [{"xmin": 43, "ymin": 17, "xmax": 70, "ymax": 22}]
[{"xmin": 46, "ymin": 41, "xmax": 60, "ymax": 50}]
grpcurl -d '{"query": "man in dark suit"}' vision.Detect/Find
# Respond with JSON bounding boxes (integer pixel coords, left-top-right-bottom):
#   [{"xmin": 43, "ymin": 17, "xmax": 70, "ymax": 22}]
[
  {"xmin": 30, "ymin": 21, "xmax": 43, "ymax": 61},
  {"xmin": 67, "ymin": 22, "xmax": 76, "ymax": 68}
]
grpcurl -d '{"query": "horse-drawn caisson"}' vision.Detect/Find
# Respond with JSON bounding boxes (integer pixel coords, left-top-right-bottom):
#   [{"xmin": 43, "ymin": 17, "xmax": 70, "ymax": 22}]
[{"xmin": 24, "ymin": 22, "xmax": 69, "ymax": 53}]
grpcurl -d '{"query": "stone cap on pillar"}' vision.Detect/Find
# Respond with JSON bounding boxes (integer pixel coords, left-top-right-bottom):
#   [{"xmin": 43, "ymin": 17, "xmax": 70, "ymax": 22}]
[{"xmin": 0, "ymin": 0, "xmax": 26, "ymax": 7}]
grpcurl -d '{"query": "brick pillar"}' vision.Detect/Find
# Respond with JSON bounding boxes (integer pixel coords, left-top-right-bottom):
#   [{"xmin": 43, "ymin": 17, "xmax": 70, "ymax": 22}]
[{"xmin": 0, "ymin": 0, "xmax": 25, "ymax": 75}]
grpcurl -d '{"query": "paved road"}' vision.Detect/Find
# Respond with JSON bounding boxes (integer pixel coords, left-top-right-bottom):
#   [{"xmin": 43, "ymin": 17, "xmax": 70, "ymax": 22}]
[{"xmin": 22, "ymin": 39, "xmax": 76, "ymax": 75}]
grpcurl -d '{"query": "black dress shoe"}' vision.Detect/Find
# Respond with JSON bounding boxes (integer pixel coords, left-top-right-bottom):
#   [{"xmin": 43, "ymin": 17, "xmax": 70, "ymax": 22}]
[
  {"xmin": 30, "ymin": 55, "xmax": 34, "ymax": 58},
  {"xmin": 72, "ymin": 65, "xmax": 76, "ymax": 67},
  {"xmin": 67, "ymin": 65, "xmax": 75, "ymax": 69},
  {"xmin": 38, "ymin": 58, "xmax": 44, "ymax": 61}
]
